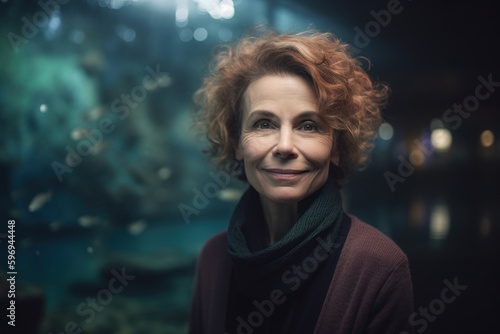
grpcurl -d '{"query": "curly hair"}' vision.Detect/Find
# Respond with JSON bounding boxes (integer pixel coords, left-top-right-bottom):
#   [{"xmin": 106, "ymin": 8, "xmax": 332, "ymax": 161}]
[{"xmin": 193, "ymin": 29, "xmax": 388, "ymax": 185}]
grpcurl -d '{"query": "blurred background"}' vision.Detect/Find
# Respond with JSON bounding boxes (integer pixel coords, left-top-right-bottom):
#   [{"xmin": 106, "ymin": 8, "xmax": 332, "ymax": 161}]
[{"xmin": 0, "ymin": 0, "xmax": 498, "ymax": 333}]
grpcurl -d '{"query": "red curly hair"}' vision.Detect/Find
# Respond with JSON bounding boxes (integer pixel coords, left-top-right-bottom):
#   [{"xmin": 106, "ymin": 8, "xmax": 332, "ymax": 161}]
[{"xmin": 194, "ymin": 29, "xmax": 388, "ymax": 185}]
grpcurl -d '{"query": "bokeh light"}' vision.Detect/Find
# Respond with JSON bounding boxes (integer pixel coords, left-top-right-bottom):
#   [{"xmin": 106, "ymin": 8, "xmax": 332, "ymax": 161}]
[
  {"xmin": 70, "ymin": 30, "xmax": 85, "ymax": 44},
  {"xmin": 196, "ymin": 0, "xmax": 235, "ymax": 20},
  {"xmin": 430, "ymin": 204, "xmax": 450, "ymax": 240},
  {"xmin": 378, "ymin": 122, "xmax": 394, "ymax": 140},
  {"xmin": 116, "ymin": 25, "xmax": 136, "ymax": 42},
  {"xmin": 431, "ymin": 128, "xmax": 452, "ymax": 152},
  {"xmin": 480, "ymin": 214, "xmax": 491, "ymax": 238},
  {"xmin": 480, "ymin": 130, "xmax": 494, "ymax": 148},
  {"xmin": 193, "ymin": 27, "xmax": 208, "ymax": 41},
  {"xmin": 409, "ymin": 148, "xmax": 425, "ymax": 166}
]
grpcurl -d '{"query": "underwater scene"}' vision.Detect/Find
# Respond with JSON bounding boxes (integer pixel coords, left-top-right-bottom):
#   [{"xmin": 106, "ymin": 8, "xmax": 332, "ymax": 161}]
[{"xmin": 0, "ymin": 0, "xmax": 499, "ymax": 333}]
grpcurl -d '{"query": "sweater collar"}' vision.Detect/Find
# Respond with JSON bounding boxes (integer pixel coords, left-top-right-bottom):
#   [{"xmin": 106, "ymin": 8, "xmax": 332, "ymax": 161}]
[{"xmin": 227, "ymin": 167, "xmax": 345, "ymax": 298}]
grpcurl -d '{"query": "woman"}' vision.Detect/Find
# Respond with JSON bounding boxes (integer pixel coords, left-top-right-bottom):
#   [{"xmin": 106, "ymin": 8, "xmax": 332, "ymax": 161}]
[{"xmin": 189, "ymin": 29, "xmax": 414, "ymax": 334}]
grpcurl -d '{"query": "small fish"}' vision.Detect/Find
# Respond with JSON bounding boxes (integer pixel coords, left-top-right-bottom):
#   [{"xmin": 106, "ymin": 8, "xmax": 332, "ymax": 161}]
[
  {"xmin": 49, "ymin": 221, "xmax": 63, "ymax": 232},
  {"xmin": 28, "ymin": 190, "xmax": 52, "ymax": 212},
  {"xmin": 218, "ymin": 188, "xmax": 243, "ymax": 202},
  {"xmin": 71, "ymin": 128, "xmax": 89, "ymax": 141},
  {"xmin": 79, "ymin": 50, "xmax": 105, "ymax": 75},
  {"xmin": 127, "ymin": 219, "xmax": 147, "ymax": 236},
  {"xmin": 78, "ymin": 215, "xmax": 101, "ymax": 228},
  {"xmin": 88, "ymin": 106, "xmax": 106, "ymax": 120},
  {"xmin": 157, "ymin": 167, "xmax": 172, "ymax": 180},
  {"xmin": 157, "ymin": 74, "xmax": 173, "ymax": 88},
  {"xmin": 92, "ymin": 140, "xmax": 111, "ymax": 155}
]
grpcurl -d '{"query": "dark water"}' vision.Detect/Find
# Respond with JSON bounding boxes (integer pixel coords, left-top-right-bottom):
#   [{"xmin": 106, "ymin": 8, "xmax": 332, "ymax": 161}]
[{"xmin": 13, "ymin": 218, "xmax": 227, "ymax": 333}]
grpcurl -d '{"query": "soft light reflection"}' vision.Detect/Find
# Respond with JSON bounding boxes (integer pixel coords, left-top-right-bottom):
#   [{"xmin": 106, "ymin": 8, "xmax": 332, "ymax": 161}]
[
  {"xmin": 480, "ymin": 215, "xmax": 491, "ymax": 238},
  {"xmin": 431, "ymin": 128, "xmax": 452, "ymax": 152},
  {"xmin": 128, "ymin": 219, "xmax": 148, "ymax": 236},
  {"xmin": 430, "ymin": 204, "xmax": 450, "ymax": 240},
  {"xmin": 70, "ymin": 30, "xmax": 85, "ymax": 44},
  {"xmin": 123, "ymin": 29, "xmax": 136, "ymax": 42},
  {"xmin": 378, "ymin": 122, "xmax": 394, "ymax": 140},
  {"xmin": 480, "ymin": 130, "xmax": 494, "ymax": 148},
  {"xmin": 408, "ymin": 198, "xmax": 425, "ymax": 228},
  {"xmin": 49, "ymin": 221, "xmax": 63, "ymax": 232},
  {"xmin": 116, "ymin": 25, "xmax": 136, "ymax": 42},
  {"xmin": 158, "ymin": 167, "xmax": 172, "ymax": 180},
  {"xmin": 193, "ymin": 27, "xmax": 208, "ymax": 41},
  {"xmin": 176, "ymin": 5, "xmax": 189, "ymax": 22},
  {"xmin": 40, "ymin": 104, "xmax": 47, "ymax": 113},
  {"xmin": 409, "ymin": 148, "xmax": 425, "ymax": 166},
  {"xmin": 195, "ymin": 0, "xmax": 235, "ymax": 20},
  {"xmin": 48, "ymin": 15, "xmax": 61, "ymax": 32},
  {"xmin": 219, "ymin": 0, "xmax": 235, "ymax": 19},
  {"xmin": 110, "ymin": 0, "xmax": 124, "ymax": 9}
]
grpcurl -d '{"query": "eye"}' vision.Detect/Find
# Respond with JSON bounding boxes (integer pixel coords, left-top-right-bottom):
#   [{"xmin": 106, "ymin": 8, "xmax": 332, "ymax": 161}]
[
  {"xmin": 254, "ymin": 119, "xmax": 274, "ymax": 130},
  {"xmin": 300, "ymin": 121, "xmax": 319, "ymax": 132}
]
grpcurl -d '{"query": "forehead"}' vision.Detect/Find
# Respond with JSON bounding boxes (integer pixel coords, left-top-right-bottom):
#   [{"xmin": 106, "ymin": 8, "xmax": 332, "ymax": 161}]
[
  {"xmin": 242, "ymin": 75, "xmax": 318, "ymax": 113},
  {"xmin": 243, "ymin": 75, "xmax": 317, "ymax": 106}
]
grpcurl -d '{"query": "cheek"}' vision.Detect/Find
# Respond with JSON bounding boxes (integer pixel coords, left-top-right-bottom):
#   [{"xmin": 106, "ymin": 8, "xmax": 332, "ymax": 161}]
[
  {"xmin": 300, "ymin": 138, "xmax": 333, "ymax": 165},
  {"xmin": 239, "ymin": 135, "xmax": 270, "ymax": 162}
]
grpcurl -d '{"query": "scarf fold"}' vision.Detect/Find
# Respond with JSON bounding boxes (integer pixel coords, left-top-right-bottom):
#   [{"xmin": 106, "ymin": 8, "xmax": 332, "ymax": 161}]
[{"xmin": 227, "ymin": 168, "xmax": 345, "ymax": 299}]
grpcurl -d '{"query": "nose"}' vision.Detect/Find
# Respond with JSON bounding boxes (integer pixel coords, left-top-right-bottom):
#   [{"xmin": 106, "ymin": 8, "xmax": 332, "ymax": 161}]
[{"xmin": 272, "ymin": 127, "xmax": 298, "ymax": 160}]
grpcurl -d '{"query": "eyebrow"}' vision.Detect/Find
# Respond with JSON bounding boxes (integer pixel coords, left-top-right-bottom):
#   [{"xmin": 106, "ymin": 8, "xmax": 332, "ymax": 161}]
[
  {"xmin": 294, "ymin": 111, "xmax": 323, "ymax": 121},
  {"xmin": 246, "ymin": 110, "xmax": 321, "ymax": 121},
  {"xmin": 246, "ymin": 110, "xmax": 275, "ymax": 120}
]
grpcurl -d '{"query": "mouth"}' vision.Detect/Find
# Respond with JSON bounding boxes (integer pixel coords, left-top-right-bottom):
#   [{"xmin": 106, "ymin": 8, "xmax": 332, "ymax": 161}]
[
  {"xmin": 264, "ymin": 169, "xmax": 307, "ymax": 174},
  {"xmin": 263, "ymin": 168, "xmax": 308, "ymax": 181}
]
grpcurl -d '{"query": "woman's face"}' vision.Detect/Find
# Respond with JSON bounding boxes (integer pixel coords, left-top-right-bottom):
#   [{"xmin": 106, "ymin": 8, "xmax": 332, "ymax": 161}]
[{"xmin": 236, "ymin": 74, "xmax": 337, "ymax": 204}]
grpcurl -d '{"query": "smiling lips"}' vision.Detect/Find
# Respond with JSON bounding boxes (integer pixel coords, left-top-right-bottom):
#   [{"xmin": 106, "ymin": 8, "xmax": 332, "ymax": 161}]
[{"xmin": 263, "ymin": 168, "xmax": 308, "ymax": 181}]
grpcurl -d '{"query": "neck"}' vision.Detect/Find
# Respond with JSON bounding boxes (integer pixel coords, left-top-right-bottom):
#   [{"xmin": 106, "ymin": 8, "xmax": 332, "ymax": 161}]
[{"xmin": 259, "ymin": 196, "xmax": 298, "ymax": 246}]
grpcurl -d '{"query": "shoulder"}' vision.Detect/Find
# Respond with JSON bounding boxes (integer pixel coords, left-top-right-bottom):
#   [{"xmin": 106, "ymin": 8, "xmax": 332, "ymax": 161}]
[
  {"xmin": 190, "ymin": 230, "xmax": 231, "ymax": 333},
  {"xmin": 200, "ymin": 230, "xmax": 227, "ymax": 252},
  {"xmin": 197, "ymin": 230, "xmax": 230, "ymax": 269},
  {"xmin": 344, "ymin": 214, "xmax": 409, "ymax": 271},
  {"xmin": 316, "ymin": 216, "xmax": 413, "ymax": 332}
]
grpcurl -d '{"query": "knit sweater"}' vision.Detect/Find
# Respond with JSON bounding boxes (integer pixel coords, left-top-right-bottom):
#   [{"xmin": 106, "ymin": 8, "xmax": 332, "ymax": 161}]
[{"xmin": 188, "ymin": 214, "xmax": 414, "ymax": 334}]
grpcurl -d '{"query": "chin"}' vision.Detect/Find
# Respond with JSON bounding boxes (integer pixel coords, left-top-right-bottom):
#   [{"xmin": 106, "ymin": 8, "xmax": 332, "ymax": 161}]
[{"xmin": 261, "ymin": 188, "xmax": 306, "ymax": 204}]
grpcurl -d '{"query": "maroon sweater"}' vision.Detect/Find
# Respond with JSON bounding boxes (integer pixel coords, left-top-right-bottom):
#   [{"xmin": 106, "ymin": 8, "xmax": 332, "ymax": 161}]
[{"xmin": 189, "ymin": 215, "xmax": 414, "ymax": 333}]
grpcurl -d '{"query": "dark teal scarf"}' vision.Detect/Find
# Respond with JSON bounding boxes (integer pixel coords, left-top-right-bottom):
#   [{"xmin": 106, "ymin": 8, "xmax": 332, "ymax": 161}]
[{"xmin": 227, "ymin": 168, "xmax": 345, "ymax": 298}]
